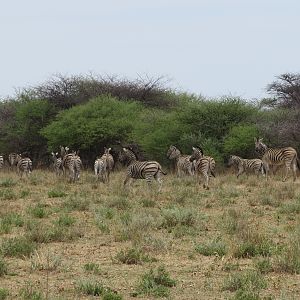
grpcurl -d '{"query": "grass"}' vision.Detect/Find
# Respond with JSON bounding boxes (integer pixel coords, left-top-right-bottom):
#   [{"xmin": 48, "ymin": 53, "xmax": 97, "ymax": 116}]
[
  {"xmin": 0, "ymin": 289, "xmax": 8, "ymax": 300},
  {"xmin": 1, "ymin": 236, "xmax": 36, "ymax": 258},
  {"xmin": 133, "ymin": 266, "xmax": 176, "ymax": 298},
  {"xmin": 0, "ymin": 170, "xmax": 299, "ymax": 299},
  {"xmin": 48, "ymin": 188, "xmax": 67, "ymax": 198}
]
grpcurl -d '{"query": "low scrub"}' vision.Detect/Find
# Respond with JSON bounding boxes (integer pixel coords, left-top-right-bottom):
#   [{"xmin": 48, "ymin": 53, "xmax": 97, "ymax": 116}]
[
  {"xmin": 1, "ymin": 236, "xmax": 36, "ymax": 258},
  {"xmin": 195, "ymin": 239, "xmax": 227, "ymax": 256},
  {"xmin": 115, "ymin": 247, "xmax": 156, "ymax": 265}
]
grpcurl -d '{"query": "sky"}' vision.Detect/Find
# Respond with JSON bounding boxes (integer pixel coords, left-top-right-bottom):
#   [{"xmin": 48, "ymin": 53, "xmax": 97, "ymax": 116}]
[{"xmin": 0, "ymin": 0, "xmax": 299, "ymax": 100}]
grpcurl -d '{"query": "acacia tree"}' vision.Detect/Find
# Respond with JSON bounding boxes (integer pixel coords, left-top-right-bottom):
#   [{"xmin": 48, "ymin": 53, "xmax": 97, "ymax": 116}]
[{"xmin": 266, "ymin": 73, "xmax": 300, "ymax": 108}]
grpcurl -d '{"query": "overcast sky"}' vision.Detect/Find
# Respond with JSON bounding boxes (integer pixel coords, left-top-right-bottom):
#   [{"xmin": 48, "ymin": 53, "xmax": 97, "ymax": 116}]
[{"xmin": 1, "ymin": 0, "xmax": 299, "ymax": 100}]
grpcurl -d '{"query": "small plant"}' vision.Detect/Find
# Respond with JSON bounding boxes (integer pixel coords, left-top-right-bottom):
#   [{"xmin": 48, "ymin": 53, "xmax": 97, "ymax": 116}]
[
  {"xmin": 48, "ymin": 189, "xmax": 67, "ymax": 198},
  {"xmin": 140, "ymin": 198, "xmax": 156, "ymax": 208},
  {"xmin": 84, "ymin": 262, "xmax": 101, "ymax": 274},
  {"xmin": 115, "ymin": 248, "xmax": 156, "ymax": 265},
  {"xmin": 76, "ymin": 280, "xmax": 104, "ymax": 296},
  {"xmin": 20, "ymin": 189, "xmax": 30, "ymax": 198},
  {"xmin": 0, "ymin": 189, "xmax": 16, "ymax": 200},
  {"xmin": 30, "ymin": 250, "xmax": 62, "ymax": 271},
  {"xmin": 161, "ymin": 207, "xmax": 197, "ymax": 229},
  {"xmin": 0, "ymin": 288, "xmax": 8, "ymax": 300},
  {"xmin": 108, "ymin": 196, "xmax": 131, "ymax": 210},
  {"xmin": 0, "ymin": 178, "xmax": 16, "ymax": 187},
  {"xmin": 63, "ymin": 194, "xmax": 90, "ymax": 211},
  {"xmin": 255, "ymin": 258, "xmax": 273, "ymax": 274},
  {"xmin": 56, "ymin": 214, "xmax": 75, "ymax": 227},
  {"xmin": 19, "ymin": 281, "xmax": 43, "ymax": 300},
  {"xmin": 0, "ymin": 257, "xmax": 8, "ymax": 276},
  {"xmin": 28, "ymin": 204, "xmax": 47, "ymax": 219},
  {"xmin": 1, "ymin": 236, "xmax": 36, "ymax": 258},
  {"xmin": 195, "ymin": 239, "xmax": 227, "ymax": 256},
  {"xmin": 134, "ymin": 266, "xmax": 176, "ymax": 298},
  {"xmin": 223, "ymin": 270, "xmax": 267, "ymax": 298},
  {"xmin": 102, "ymin": 291, "xmax": 123, "ymax": 300}
]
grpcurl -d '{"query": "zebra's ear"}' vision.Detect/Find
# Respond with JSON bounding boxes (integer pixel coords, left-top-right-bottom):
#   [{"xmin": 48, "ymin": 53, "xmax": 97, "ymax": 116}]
[
  {"xmin": 123, "ymin": 147, "xmax": 127, "ymax": 152},
  {"xmin": 108, "ymin": 147, "xmax": 111, "ymax": 151},
  {"xmin": 259, "ymin": 138, "xmax": 263, "ymax": 142},
  {"xmin": 56, "ymin": 152, "xmax": 59, "ymax": 156},
  {"xmin": 192, "ymin": 147, "xmax": 195, "ymax": 150}
]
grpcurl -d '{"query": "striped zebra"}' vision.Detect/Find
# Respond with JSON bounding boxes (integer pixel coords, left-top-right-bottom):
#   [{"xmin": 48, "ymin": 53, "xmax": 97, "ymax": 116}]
[
  {"xmin": 94, "ymin": 147, "xmax": 114, "ymax": 182},
  {"xmin": 190, "ymin": 146, "xmax": 216, "ymax": 177},
  {"xmin": 189, "ymin": 146, "xmax": 216, "ymax": 189},
  {"xmin": 121, "ymin": 147, "xmax": 167, "ymax": 191},
  {"xmin": 69, "ymin": 155, "xmax": 82, "ymax": 182},
  {"xmin": 228, "ymin": 155, "xmax": 266, "ymax": 178},
  {"xmin": 0, "ymin": 156, "xmax": 3, "ymax": 169},
  {"xmin": 8, "ymin": 153, "xmax": 21, "ymax": 168},
  {"xmin": 166, "ymin": 145, "xmax": 194, "ymax": 176},
  {"xmin": 16, "ymin": 157, "xmax": 32, "ymax": 177},
  {"xmin": 255, "ymin": 138, "xmax": 300, "ymax": 181},
  {"xmin": 51, "ymin": 152, "xmax": 63, "ymax": 176}
]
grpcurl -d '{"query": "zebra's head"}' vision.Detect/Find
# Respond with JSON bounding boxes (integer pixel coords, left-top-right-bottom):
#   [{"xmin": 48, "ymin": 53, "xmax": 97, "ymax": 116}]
[
  {"xmin": 227, "ymin": 155, "xmax": 239, "ymax": 167},
  {"xmin": 167, "ymin": 145, "xmax": 180, "ymax": 160},
  {"xmin": 254, "ymin": 137, "xmax": 267, "ymax": 154},
  {"xmin": 104, "ymin": 147, "xmax": 111, "ymax": 155},
  {"xmin": 189, "ymin": 146, "xmax": 204, "ymax": 162}
]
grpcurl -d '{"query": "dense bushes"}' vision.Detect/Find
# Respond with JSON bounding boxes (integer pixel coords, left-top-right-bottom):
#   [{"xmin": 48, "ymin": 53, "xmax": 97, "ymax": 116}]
[{"xmin": 0, "ymin": 73, "xmax": 299, "ymax": 168}]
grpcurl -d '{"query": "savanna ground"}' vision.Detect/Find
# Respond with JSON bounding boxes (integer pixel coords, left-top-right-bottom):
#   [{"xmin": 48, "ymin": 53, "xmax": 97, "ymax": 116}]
[{"xmin": 0, "ymin": 167, "xmax": 300, "ymax": 300}]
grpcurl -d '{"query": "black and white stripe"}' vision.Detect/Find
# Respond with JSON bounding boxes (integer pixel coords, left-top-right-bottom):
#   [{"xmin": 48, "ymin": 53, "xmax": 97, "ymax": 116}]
[
  {"xmin": 255, "ymin": 138, "xmax": 299, "ymax": 181},
  {"xmin": 122, "ymin": 147, "xmax": 166, "ymax": 191},
  {"xmin": 0, "ymin": 155, "xmax": 3, "ymax": 169},
  {"xmin": 95, "ymin": 147, "xmax": 114, "ymax": 182},
  {"xmin": 189, "ymin": 146, "xmax": 216, "ymax": 189},
  {"xmin": 8, "ymin": 153, "xmax": 21, "ymax": 168},
  {"xmin": 228, "ymin": 155, "xmax": 265, "ymax": 178},
  {"xmin": 166, "ymin": 145, "xmax": 194, "ymax": 176},
  {"xmin": 69, "ymin": 155, "xmax": 82, "ymax": 182},
  {"xmin": 51, "ymin": 152, "xmax": 63, "ymax": 175},
  {"xmin": 17, "ymin": 157, "xmax": 32, "ymax": 177}
]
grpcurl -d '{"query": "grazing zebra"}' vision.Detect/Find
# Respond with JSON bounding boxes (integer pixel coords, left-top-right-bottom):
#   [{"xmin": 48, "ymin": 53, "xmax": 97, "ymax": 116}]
[
  {"xmin": 228, "ymin": 155, "xmax": 266, "ymax": 178},
  {"xmin": 69, "ymin": 155, "xmax": 82, "ymax": 182},
  {"xmin": 189, "ymin": 146, "xmax": 216, "ymax": 189},
  {"xmin": 17, "ymin": 157, "xmax": 32, "ymax": 177},
  {"xmin": 0, "ymin": 156, "xmax": 3, "ymax": 169},
  {"xmin": 51, "ymin": 152, "xmax": 63, "ymax": 175},
  {"xmin": 190, "ymin": 146, "xmax": 216, "ymax": 177},
  {"xmin": 8, "ymin": 153, "xmax": 21, "ymax": 168},
  {"xmin": 255, "ymin": 138, "xmax": 300, "ymax": 181},
  {"xmin": 166, "ymin": 145, "xmax": 194, "ymax": 176},
  {"xmin": 121, "ymin": 147, "xmax": 167, "ymax": 191}
]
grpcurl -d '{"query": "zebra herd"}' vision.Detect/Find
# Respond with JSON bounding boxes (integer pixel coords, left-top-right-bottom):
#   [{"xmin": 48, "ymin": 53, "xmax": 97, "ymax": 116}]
[{"xmin": 0, "ymin": 137, "xmax": 299, "ymax": 190}]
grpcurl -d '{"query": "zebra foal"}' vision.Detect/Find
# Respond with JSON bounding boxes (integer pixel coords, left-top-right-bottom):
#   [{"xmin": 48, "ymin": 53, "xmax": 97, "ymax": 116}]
[
  {"xmin": 17, "ymin": 157, "xmax": 32, "ymax": 177},
  {"xmin": 51, "ymin": 152, "xmax": 63, "ymax": 176},
  {"xmin": 228, "ymin": 155, "xmax": 265, "ymax": 178},
  {"xmin": 255, "ymin": 138, "xmax": 299, "ymax": 181},
  {"xmin": 94, "ymin": 147, "xmax": 114, "ymax": 183}
]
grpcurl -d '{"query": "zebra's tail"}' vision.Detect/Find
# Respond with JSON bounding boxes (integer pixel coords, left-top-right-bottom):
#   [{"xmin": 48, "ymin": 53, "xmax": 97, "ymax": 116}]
[{"xmin": 158, "ymin": 164, "xmax": 167, "ymax": 175}]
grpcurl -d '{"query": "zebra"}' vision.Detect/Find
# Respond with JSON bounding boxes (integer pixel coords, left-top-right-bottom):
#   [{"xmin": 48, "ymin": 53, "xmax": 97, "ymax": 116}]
[
  {"xmin": 51, "ymin": 152, "xmax": 63, "ymax": 176},
  {"xmin": 69, "ymin": 155, "xmax": 82, "ymax": 182},
  {"xmin": 0, "ymin": 156, "xmax": 3, "ymax": 169},
  {"xmin": 166, "ymin": 145, "xmax": 194, "ymax": 176},
  {"xmin": 121, "ymin": 147, "xmax": 167, "ymax": 191},
  {"xmin": 190, "ymin": 146, "xmax": 216, "ymax": 177},
  {"xmin": 8, "ymin": 153, "xmax": 21, "ymax": 169},
  {"xmin": 189, "ymin": 146, "xmax": 216, "ymax": 189},
  {"xmin": 255, "ymin": 137, "xmax": 300, "ymax": 181},
  {"xmin": 95, "ymin": 147, "xmax": 114, "ymax": 182},
  {"xmin": 227, "ymin": 155, "xmax": 266, "ymax": 178},
  {"xmin": 16, "ymin": 157, "xmax": 32, "ymax": 177}
]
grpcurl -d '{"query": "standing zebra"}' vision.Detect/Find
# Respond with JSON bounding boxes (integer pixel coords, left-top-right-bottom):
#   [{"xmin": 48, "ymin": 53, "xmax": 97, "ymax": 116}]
[
  {"xmin": 0, "ymin": 155, "xmax": 3, "ymax": 169},
  {"xmin": 166, "ymin": 145, "xmax": 194, "ymax": 176},
  {"xmin": 95, "ymin": 147, "xmax": 114, "ymax": 183},
  {"xmin": 121, "ymin": 147, "xmax": 167, "ymax": 191},
  {"xmin": 189, "ymin": 146, "xmax": 216, "ymax": 189},
  {"xmin": 228, "ymin": 155, "xmax": 266, "ymax": 178},
  {"xmin": 255, "ymin": 138, "xmax": 299, "ymax": 181},
  {"xmin": 8, "ymin": 153, "xmax": 21, "ymax": 169},
  {"xmin": 51, "ymin": 152, "xmax": 63, "ymax": 176},
  {"xmin": 16, "ymin": 157, "xmax": 32, "ymax": 177},
  {"xmin": 69, "ymin": 155, "xmax": 82, "ymax": 182}
]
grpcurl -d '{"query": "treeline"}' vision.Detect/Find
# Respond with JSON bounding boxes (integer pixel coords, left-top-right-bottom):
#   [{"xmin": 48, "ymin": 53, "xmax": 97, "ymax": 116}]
[{"xmin": 0, "ymin": 73, "xmax": 299, "ymax": 168}]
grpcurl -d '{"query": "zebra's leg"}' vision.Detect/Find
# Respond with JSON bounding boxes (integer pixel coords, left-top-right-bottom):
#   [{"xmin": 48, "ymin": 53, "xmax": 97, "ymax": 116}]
[
  {"xmin": 203, "ymin": 173, "xmax": 209, "ymax": 190},
  {"xmin": 154, "ymin": 172, "xmax": 163, "ymax": 192},
  {"xmin": 292, "ymin": 159, "xmax": 297, "ymax": 182},
  {"xmin": 237, "ymin": 167, "xmax": 244, "ymax": 178},
  {"xmin": 123, "ymin": 174, "xmax": 131, "ymax": 187},
  {"xmin": 283, "ymin": 163, "xmax": 291, "ymax": 182}
]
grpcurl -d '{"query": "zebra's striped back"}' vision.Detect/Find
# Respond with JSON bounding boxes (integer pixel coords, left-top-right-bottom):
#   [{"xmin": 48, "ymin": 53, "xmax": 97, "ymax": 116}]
[
  {"xmin": 8, "ymin": 153, "xmax": 21, "ymax": 167},
  {"xmin": 122, "ymin": 147, "xmax": 167, "ymax": 191},
  {"xmin": 17, "ymin": 158, "xmax": 32, "ymax": 176},
  {"xmin": 0, "ymin": 156, "xmax": 3, "ymax": 169},
  {"xmin": 228, "ymin": 155, "xmax": 265, "ymax": 178},
  {"xmin": 94, "ymin": 158, "xmax": 107, "ymax": 182},
  {"xmin": 194, "ymin": 157, "xmax": 214, "ymax": 189},
  {"xmin": 190, "ymin": 146, "xmax": 216, "ymax": 177},
  {"xmin": 255, "ymin": 138, "xmax": 299, "ymax": 181},
  {"xmin": 167, "ymin": 145, "xmax": 194, "ymax": 176},
  {"xmin": 69, "ymin": 156, "xmax": 82, "ymax": 182},
  {"xmin": 102, "ymin": 147, "xmax": 114, "ymax": 171}
]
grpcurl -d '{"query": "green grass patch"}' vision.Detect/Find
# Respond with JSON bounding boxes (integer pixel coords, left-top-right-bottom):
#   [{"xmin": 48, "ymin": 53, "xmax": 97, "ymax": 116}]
[
  {"xmin": 115, "ymin": 248, "xmax": 156, "ymax": 265},
  {"xmin": 48, "ymin": 189, "xmax": 67, "ymax": 198},
  {"xmin": 1, "ymin": 236, "xmax": 36, "ymax": 258},
  {"xmin": 195, "ymin": 239, "xmax": 227, "ymax": 256}
]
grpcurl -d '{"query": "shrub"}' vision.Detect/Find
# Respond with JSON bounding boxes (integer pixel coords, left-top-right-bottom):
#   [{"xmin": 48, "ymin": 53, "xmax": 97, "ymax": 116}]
[
  {"xmin": 1, "ymin": 236, "xmax": 36, "ymax": 258},
  {"xmin": 83, "ymin": 262, "xmax": 101, "ymax": 275},
  {"xmin": 0, "ymin": 288, "xmax": 8, "ymax": 300},
  {"xmin": 0, "ymin": 257, "xmax": 8, "ymax": 276},
  {"xmin": 134, "ymin": 266, "xmax": 176, "ymax": 298},
  {"xmin": 195, "ymin": 239, "xmax": 227, "ymax": 256},
  {"xmin": 115, "ymin": 248, "xmax": 156, "ymax": 265}
]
